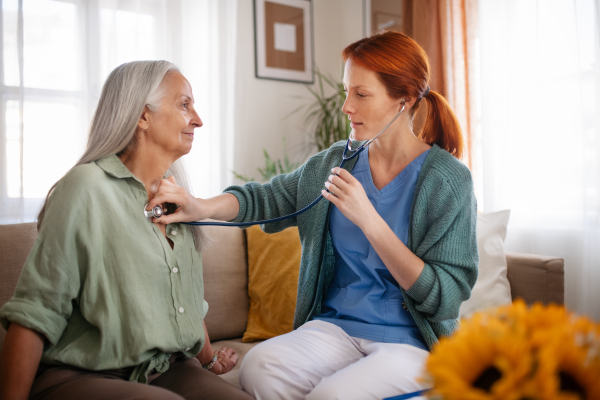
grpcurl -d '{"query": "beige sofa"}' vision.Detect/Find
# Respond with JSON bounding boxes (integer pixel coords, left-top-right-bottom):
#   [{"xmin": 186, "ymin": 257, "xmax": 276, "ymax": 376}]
[{"xmin": 0, "ymin": 223, "xmax": 565, "ymax": 389}]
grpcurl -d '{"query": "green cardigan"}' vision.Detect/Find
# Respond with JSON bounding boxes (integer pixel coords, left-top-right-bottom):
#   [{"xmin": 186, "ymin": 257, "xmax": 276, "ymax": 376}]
[{"xmin": 225, "ymin": 141, "xmax": 478, "ymax": 350}]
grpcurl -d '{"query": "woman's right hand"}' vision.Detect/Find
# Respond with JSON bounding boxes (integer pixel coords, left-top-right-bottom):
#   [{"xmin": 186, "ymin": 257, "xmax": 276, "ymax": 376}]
[
  {"xmin": 147, "ymin": 177, "xmax": 240, "ymax": 224},
  {"xmin": 209, "ymin": 347, "xmax": 238, "ymax": 375},
  {"xmin": 147, "ymin": 176, "xmax": 207, "ymax": 224}
]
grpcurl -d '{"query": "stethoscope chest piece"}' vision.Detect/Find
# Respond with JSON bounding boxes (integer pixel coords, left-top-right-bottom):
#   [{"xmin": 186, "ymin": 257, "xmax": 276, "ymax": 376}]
[{"xmin": 144, "ymin": 203, "xmax": 163, "ymax": 219}]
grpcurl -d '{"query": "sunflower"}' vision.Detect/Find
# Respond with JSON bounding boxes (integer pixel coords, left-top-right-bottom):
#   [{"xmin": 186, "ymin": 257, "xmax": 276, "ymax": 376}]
[{"xmin": 424, "ymin": 300, "xmax": 600, "ymax": 400}]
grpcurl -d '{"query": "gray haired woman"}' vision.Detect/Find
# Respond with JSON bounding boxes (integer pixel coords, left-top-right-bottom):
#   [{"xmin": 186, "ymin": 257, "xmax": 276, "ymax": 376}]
[{"xmin": 0, "ymin": 61, "xmax": 253, "ymax": 400}]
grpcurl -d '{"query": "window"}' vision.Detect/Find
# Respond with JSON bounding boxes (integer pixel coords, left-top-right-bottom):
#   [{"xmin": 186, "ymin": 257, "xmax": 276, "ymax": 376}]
[
  {"xmin": 1, "ymin": 0, "xmax": 87, "ymax": 223},
  {"xmin": 479, "ymin": 0, "xmax": 600, "ymax": 320},
  {"xmin": 0, "ymin": 0, "xmax": 236, "ymax": 224}
]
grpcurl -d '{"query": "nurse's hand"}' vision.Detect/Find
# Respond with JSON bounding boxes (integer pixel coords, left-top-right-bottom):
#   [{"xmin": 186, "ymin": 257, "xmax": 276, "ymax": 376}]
[
  {"xmin": 321, "ymin": 167, "xmax": 377, "ymax": 230},
  {"xmin": 147, "ymin": 176, "xmax": 207, "ymax": 224},
  {"xmin": 148, "ymin": 177, "xmax": 240, "ymax": 224}
]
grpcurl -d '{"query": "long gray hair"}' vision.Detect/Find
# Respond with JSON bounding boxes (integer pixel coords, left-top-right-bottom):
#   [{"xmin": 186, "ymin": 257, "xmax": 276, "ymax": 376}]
[{"xmin": 37, "ymin": 60, "xmax": 205, "ymax": 251}]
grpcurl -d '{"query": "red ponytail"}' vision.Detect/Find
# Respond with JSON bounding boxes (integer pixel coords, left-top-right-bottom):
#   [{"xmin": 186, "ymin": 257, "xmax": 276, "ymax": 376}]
[
  {"xmin": 421, "ymin": 90, "xmax": 463, "ymax": 159},
  {"xmin": 342, "ymin": 31, "xmax": 463, "ymax": 159}
]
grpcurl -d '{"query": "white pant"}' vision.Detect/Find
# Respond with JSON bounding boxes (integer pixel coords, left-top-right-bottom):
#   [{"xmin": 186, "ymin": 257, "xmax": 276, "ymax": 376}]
[{"xmin": 239, "ymin": 320, "xmax": 429, "ymax": 400}]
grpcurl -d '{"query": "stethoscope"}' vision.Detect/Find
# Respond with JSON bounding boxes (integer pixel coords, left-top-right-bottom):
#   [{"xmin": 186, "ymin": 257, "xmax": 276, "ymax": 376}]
[{"xmin": 145, "ymin": 103, "xmax": 406, "ymax": 227}]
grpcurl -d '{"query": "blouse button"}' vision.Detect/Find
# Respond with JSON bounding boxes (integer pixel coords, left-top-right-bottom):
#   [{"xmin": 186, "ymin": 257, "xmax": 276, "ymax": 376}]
[
  {"xmin": 172, "ymin": 267, "xmax": 179, "ymax": 274},
  {"xmin": 178, "ymin": 307, "xmax": 185, "ymax": 314},
  {"xmin": 171, "ymin": 230, "xmax": 177, "ymax": 235}
]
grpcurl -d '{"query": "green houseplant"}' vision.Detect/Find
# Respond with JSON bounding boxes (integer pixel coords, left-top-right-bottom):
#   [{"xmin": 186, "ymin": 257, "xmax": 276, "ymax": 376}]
[{"xmin": 294, "ymin": 70, "xmax": 351, "ymax": 152}]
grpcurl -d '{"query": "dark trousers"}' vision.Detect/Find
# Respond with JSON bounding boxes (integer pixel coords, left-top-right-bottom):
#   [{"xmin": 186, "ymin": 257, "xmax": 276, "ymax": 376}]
[{"xmin": 29, "ymin": 357, "xmax": 254, "ymax": 400}]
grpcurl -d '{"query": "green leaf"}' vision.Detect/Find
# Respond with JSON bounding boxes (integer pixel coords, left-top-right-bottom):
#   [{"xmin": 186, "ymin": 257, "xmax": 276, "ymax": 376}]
[{"xmin": 231, "ymin": 170, "xmax": 255, "ymax": 183}]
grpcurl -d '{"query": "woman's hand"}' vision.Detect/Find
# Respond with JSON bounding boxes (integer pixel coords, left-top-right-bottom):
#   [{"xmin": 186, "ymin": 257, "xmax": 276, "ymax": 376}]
[
  {"xmin": 208, "ymin": 348, "xmax": 238, "ymax": 375},
  {"xmin": 323, "ymin": 167, "xmax": 425, "ymax": 290},
  {"xmin": 197, "ymin": 322, "xmax": 238, "ymax": 375},
  {"xmin": 148, "ymin": 177, "xmax": 240, "ymax": 225},
  {"xmin": 147, "ymin": 176, "xmax": 206, "ymax": 224},
  {"xmin": 321, "ymin": 167, "xmax": 377, "ymax": 230}
]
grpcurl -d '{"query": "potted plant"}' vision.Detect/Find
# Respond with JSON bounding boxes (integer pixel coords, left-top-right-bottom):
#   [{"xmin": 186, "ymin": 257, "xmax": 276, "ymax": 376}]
[{"xmin": 291, "ymin": 70, "xmax": 351, "ymax": 152}]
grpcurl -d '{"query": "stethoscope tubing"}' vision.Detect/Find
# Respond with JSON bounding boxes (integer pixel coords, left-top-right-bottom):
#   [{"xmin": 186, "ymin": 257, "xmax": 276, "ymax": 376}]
[
  {"xmin": 179, "ymin": 104, "xmax": 405, "ymax": 227},
  {"xmin": 181, "ymin": 150, "xmax": 355, "ymax": 227}
]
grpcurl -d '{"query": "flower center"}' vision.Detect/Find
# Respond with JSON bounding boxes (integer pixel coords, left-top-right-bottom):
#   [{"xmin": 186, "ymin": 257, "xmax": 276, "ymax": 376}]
[
  {"xmin": 559, "ymin": 371, "xmax": 585, "ymax": 398},
  {"xmin": 472, "ymin": 366, "xmax": 502, "ymax": 392}
]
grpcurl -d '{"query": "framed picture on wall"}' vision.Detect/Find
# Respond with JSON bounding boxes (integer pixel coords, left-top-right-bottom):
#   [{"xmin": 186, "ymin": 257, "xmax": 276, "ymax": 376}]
[{"xmin": 254, "ymin": 0, "xmax": 314, "ymax": 84}]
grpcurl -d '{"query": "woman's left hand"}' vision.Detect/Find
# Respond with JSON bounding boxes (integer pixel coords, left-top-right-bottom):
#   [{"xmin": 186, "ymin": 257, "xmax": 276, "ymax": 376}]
[
  {"xmin": 209, "ymin": 347, "xmax": 238, "ymax": 375},
  {"xmin": 322, "ymin": 167, "xmax": 376, "ymax": 230}
]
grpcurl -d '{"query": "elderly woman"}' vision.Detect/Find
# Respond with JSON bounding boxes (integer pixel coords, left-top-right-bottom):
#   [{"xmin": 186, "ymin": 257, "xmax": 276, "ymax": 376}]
[
  {"xmin": 149, "ymin": 31, "xmax": 478, "ymax": 400},
  {"xmin": 0, "ymin": 61, "xmax": 253, "ymax": 400}
]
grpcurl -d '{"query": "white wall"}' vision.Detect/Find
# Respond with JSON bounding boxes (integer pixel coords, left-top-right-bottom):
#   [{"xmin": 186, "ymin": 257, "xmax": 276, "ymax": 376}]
[{"xmin": 232, "ymin": 0, "xmax": 363, "ymax": 182}]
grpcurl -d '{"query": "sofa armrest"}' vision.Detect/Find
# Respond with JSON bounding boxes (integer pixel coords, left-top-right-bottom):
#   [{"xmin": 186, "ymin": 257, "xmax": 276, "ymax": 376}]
[{"xmin": 505, "ymin": 252, "xmax": 564, "ymax": 305}]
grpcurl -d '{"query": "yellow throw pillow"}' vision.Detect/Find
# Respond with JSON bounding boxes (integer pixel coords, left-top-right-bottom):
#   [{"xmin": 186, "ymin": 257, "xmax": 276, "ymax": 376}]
[{"xmin": 242, "ymin": 225, "xmax": 301, "ymax": 343}]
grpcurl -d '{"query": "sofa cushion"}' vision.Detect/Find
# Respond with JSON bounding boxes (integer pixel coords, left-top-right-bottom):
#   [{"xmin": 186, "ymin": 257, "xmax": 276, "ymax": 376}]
[
  {"xmin": 242, "ymin": 225, "xmax": 300, "ymax": 342},
  {"xmin": 459, "ymin": 210, "xmax": 513, "ymax": 317},
  {"xmin": 202, "ymin": 225, "xmax": 250, "ymax": 341}
]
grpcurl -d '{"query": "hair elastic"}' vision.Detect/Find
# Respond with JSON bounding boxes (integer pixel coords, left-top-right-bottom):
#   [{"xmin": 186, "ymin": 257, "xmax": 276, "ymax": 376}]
[{"xmin": 422, "ymin": 86, "xmax": 430, "ymax": 98}]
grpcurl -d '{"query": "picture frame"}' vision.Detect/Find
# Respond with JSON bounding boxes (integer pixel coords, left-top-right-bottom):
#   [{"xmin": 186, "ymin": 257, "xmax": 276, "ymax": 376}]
[{"xmin": 254, "ymin": 0, "xmax": 314, "ymax": 84}]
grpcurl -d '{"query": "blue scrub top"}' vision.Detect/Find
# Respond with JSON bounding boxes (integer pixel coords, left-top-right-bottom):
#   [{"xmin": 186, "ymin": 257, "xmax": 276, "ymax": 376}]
[{"xmin": 313, "ymin": 147, "xmax": 430, "ymax": 351}]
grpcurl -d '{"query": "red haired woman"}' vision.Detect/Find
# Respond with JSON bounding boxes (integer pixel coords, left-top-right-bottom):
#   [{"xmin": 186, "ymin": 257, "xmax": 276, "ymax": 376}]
[{"xmin": 150, "ymin": 31, "xmax": 478, "ymax": 399}]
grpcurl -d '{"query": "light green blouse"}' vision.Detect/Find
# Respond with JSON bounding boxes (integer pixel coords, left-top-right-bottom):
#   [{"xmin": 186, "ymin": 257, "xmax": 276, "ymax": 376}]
[{"xmin": 0, "ymin": 155, "xmax": 208, "ymax": 383}]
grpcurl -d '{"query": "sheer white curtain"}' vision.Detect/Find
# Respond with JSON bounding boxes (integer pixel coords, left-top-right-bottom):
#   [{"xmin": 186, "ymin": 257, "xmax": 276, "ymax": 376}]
[
  {"xmin": 0, "ymin": 0, "xmax": 236, "ymax": 224},
  {"xmin": 479, "ymin": 0, "xmax": 599, "ymax": 320}
]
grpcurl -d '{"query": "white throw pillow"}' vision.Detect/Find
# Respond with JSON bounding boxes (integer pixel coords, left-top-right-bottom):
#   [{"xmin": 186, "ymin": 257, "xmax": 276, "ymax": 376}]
[{"xmin": 459, "ymin": 210, "xmax": 512, "ymax": 318}]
